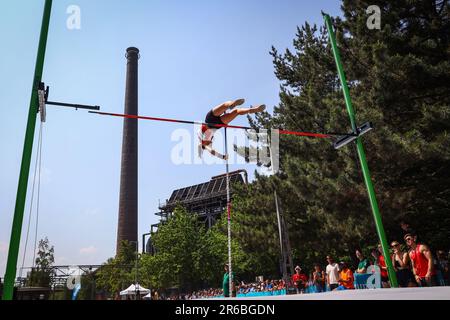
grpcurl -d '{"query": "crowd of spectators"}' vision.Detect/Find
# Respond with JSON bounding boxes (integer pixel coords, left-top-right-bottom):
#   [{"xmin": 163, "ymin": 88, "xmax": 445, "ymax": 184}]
[
  {"xmin": 156, "ymin": 222, "xmax": 449, "ymax": 299},
  {"xmin": 184, "ymin": 279, "xmax": 286, "ymax": 299},
  {"xmin": 289, "ymin": 223, "xmax": 449, "ymax": 293},
  {"xmin": 236, "ymin": 279, "xmax": 286, "ymax": 295},
  {"xmin": 156, "ymin": 280, "xmax": 287, "ymax": 300}
]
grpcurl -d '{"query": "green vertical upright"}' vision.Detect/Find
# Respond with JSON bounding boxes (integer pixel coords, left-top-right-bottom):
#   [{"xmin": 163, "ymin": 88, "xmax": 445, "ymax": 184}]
[
  {"xmin": 2, "ymin": 0, "xmax": 53, "ymax": 300},
  {"xmin": 323, "ymin": 13, "xmax": 398, "ymax": 288}
]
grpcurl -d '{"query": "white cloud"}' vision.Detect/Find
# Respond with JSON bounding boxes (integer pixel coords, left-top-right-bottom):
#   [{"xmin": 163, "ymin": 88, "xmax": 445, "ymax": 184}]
[{"xmin": 79, "ymin": 246, "xmax": 97, "ymax": 255}]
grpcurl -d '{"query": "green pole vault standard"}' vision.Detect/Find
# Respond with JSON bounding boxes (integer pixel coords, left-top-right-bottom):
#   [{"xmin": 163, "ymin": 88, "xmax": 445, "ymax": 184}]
[
  {"xmin": 3, "ymin": 0, "xmax": 53, "ymax": 300},
  {"xmin": 323, "ymin": 13, "xmax": 398, "ymax": 288}
]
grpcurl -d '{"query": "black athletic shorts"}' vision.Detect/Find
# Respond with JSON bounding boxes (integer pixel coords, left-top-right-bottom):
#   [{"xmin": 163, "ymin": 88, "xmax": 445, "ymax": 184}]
[{"xmin": 205, "ymin": 109, "xmax": 224, "ymax": 128}]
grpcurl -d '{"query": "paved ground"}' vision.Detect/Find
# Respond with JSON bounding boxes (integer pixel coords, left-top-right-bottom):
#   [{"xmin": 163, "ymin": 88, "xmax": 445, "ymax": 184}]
[{"xmin": 219, "ymin": 287, "xmax": 450, "ymax": 300}]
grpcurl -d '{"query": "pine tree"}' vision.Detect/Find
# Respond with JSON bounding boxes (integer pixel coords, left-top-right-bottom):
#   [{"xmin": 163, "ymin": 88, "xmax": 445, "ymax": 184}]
[
  {"xmin": 27, "ymin": 237, "xmax": 55, "ymax": 288},
  {"xmin": 232, "ymin": 0, "xmax": 450, "ymax": 274}
]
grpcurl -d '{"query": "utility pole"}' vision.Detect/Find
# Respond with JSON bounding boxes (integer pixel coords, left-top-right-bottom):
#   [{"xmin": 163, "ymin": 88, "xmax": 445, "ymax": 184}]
[
  {"xmin": 274, "ymin": 191, "xmax": 293, "ymax": 286},
  {"xmin": 224, "ymin": 128, "xmax": 233, "ymax": 298},
  {"xmin": 322, "ymin": 12, "xmax": 398, "ymax": 287},
  {"xmin": 2, "ymin": 0, "xmax": 53, "ymax": 300}
]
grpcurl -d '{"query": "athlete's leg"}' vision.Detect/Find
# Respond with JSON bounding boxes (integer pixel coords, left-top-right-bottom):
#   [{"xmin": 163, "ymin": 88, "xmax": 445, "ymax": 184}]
[
  {"xmin": 211, "ymin": 99, "xmax": 245, "ymax": 116},
  {"xmin": 220, "ymin": 104, "xmax": 266, "ymax": 124}
]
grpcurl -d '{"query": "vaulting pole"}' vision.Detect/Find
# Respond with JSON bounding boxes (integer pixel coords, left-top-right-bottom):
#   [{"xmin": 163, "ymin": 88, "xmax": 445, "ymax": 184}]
[
  {"xmin": 224, "ymin": 128, "xmax": 233, "ymax": 298},
  {"xmin": 323, "ymin": 12, "xmax": 398, "ymax": 287},
  {"xmin": 3, "ymin": 0, "xmax": 53, "ymax": 300}
]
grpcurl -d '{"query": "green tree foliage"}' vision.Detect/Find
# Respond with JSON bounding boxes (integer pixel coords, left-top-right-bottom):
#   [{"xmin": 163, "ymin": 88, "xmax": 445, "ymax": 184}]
[
  {"xmin": 77, "ymin": 271, "xmax": 97, "ymax": 300},
  {"xmin": 335, "ymin": 0, "xmax": 450, "ymax": 249},
  {"xmin": 27, "ymin": 237, "xmax": 55, "ymax": 288},
  {"xmin": 140, "ymin": 207, "xmax": 203, "ymax": 293},
  {"xmin": 96, "ymin": 1, "xmax": 449, "ymax": 292},
  {"xmin": 227, "ymin": 177, "xmax": 283, "ymax": 280},
  {"xmin": 139, "ymin": 207, "xmax": 248, "ymax": 293},
  {"xmin": 95, "ymin": 240, "xmax": 136, "ymax": 298}
]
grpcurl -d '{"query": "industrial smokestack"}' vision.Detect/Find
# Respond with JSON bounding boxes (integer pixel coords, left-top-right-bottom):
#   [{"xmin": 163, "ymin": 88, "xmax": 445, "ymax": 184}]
[{"xmin": 116, "ymin": 47, "xmax": 139, "ymax": 254}]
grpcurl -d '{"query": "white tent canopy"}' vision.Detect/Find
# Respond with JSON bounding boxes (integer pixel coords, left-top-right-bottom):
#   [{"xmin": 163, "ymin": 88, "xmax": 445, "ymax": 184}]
[
  {"xmin": 143, "ymin": 292, "xmax": 152, "ymax": 300},
  {"xmin": 120, "ymin": 283, "xmax": 150, "ymax": 296}
]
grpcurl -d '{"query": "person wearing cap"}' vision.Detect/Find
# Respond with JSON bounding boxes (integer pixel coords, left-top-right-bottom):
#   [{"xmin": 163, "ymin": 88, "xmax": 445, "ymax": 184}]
[
  {"xmin": 391, "ymin": 240, "xmax": 416, "ymax": 287},
  {"xmin": 405, "ymin": 233, "xmax": 437, "ymax": 287},
  {"xmin": 291, "ymin": 265, "xmax": 308, "ymax": 294}
]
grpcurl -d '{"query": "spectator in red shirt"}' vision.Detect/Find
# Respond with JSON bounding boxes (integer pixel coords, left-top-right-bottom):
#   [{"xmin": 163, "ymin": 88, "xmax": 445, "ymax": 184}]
[
  {"xmin": 405, "ymin": 233, "xmax": 437, "ymax": 287},
  {"xmin": 292, "ymin": 265, "xmax": 308, "ymax": 294},
  {"xmin": 371, "ymin": 246, "xmax": 390, "ymax": 288}
]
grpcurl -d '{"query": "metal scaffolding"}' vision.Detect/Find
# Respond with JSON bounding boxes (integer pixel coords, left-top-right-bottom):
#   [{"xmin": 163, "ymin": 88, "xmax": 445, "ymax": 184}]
[{"xmin": 145, "ymin": 170, "xmax": 247, "ymax": 253}]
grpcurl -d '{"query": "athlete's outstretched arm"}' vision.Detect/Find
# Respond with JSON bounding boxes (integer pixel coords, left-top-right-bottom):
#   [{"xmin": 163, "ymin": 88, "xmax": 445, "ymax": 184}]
[{"xmin": 202, "ymin": 144, "xmax": 228, "ymax": 160}]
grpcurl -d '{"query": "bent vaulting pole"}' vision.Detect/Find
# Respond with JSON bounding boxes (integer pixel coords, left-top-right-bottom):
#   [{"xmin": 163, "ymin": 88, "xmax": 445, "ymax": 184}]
[
  {"xmin": 2, "ymin": 0, "xmax": 53, "ymax": 300},
  {"xmin": 116, "ymin": 47, "xmax": 140, "ymax": 254},
  {"xmin": 323, "ymin": 13, "xmax": 398, "ymax": 287}
]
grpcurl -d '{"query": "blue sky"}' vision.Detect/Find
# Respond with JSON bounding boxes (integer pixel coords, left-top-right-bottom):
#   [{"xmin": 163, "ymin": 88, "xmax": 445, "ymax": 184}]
[{"xmin": 0, "ymin": 0, "xmax": 341, "ymax": 275}]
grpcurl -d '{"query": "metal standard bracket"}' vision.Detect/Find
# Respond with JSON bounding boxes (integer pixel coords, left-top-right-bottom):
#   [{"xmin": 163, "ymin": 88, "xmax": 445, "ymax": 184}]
[
  {"xmin": 37, "ymin": 82, "xmax": 47, "ymax": 122},
  {"xmin": 37, "ymin": 82, "xmax": 100, "ymax": 122},
  {"xmin": 334, "ymin": 121, "xmax": 373, "ymax": 149}
]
